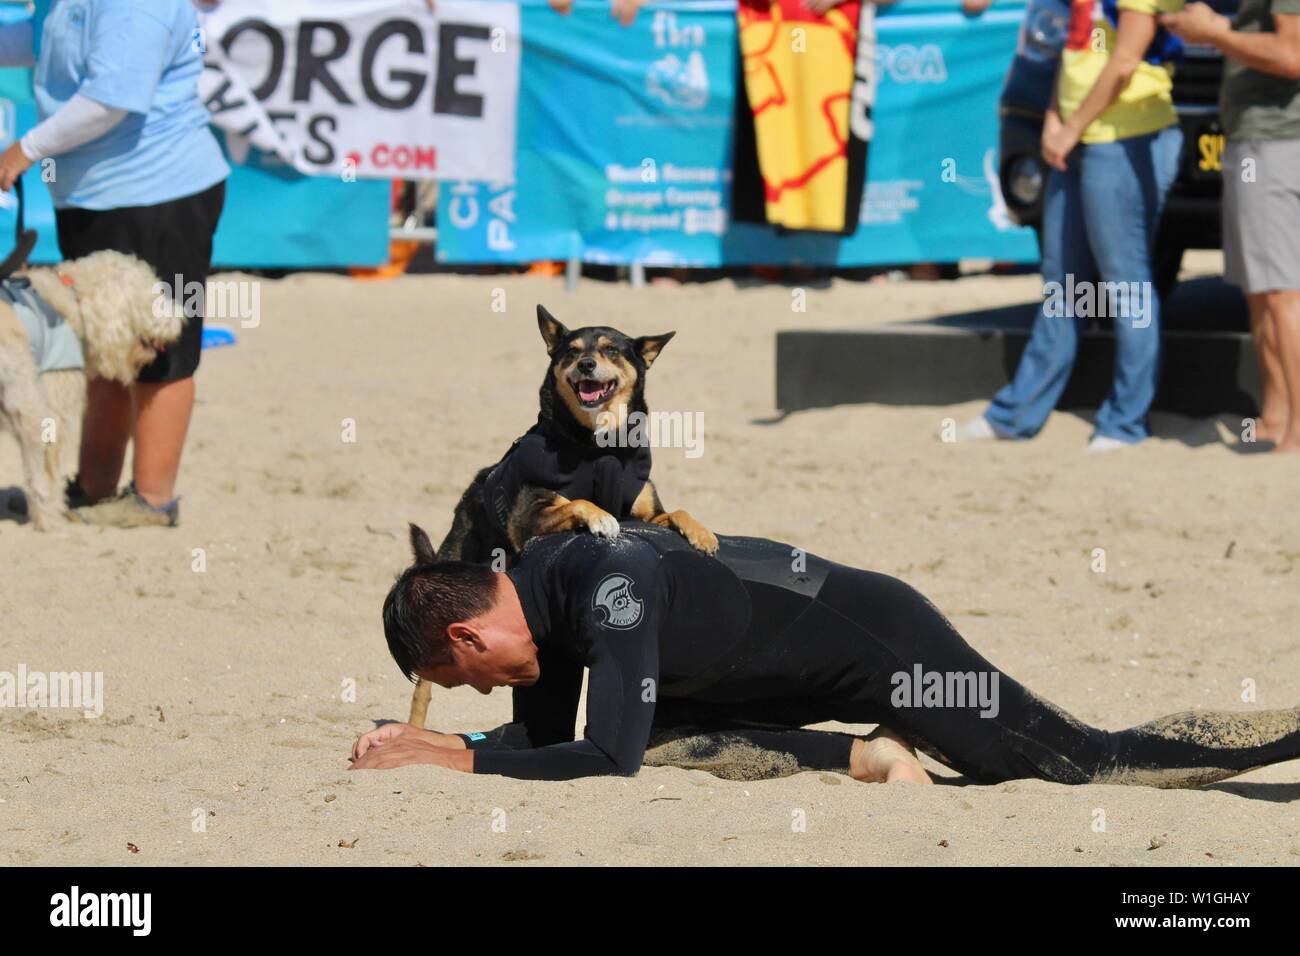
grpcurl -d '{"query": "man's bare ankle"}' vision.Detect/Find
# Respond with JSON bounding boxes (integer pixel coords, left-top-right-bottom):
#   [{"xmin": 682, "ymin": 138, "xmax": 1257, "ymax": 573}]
[{"xmin": 1256, "ymin": 417, "xmax": 1288, "ymax": 441}]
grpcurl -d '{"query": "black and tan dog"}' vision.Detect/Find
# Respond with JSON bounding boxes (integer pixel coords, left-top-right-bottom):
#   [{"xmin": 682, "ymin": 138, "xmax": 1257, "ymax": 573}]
[{"xmin": 407, "ymin": 305, "xmax": 716, "ymax": 727}]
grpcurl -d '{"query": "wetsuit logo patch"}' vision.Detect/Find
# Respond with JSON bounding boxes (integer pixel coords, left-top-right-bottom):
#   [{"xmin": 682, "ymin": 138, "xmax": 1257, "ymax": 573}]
[{"xmin": 592, "ymin": 573, "xmax": 644, "ymax": 629}]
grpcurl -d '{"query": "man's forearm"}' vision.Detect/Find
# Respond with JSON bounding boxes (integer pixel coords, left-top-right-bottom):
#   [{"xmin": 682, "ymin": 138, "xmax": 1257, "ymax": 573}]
[
  {"xmin": 1066, "ymin": 60, "xmax": 1138, "ymax": 135},
  {"xmin": 473, "ymin": 740, "xmax": 631, "ymax": 780},
  {"xmin": 1214, "ymin": 27, "xmax": 1300, "ymax": 80}
]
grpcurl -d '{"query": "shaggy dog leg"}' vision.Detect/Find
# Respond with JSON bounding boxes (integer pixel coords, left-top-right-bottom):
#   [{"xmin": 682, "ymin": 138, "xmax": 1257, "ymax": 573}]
[
  {"xmin": 0, "ymin": 323, "xmax": 60, "ymax": 530},
  {"xmin": 39, "ymin": 368, "xmax": 87, "ymax": 479}
]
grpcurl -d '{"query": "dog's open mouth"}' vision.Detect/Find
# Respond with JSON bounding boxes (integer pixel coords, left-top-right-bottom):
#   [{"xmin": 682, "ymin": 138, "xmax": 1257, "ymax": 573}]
[{"xmin": 572, "ymin": 378, "xmax": 618, "ymax": 408}]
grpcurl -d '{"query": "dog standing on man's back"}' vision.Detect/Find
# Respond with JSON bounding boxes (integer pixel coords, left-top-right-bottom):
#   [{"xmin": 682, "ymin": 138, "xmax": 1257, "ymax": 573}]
[{"xmin": 406, "ymin": 305, "xmax": 717, "ymax": 728}]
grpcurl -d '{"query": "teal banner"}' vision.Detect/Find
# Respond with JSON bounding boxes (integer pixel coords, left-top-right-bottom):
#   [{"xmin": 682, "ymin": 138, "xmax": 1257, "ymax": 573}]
[{"xmin": 437, "ymin": 0, "xmax": 1038, "ymax": 266}]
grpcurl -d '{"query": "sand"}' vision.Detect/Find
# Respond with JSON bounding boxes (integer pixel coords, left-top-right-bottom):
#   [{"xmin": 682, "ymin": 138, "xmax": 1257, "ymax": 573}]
[{"xmin": 2, "ymin": 256, "xmax": 1298, "ymax": 866}]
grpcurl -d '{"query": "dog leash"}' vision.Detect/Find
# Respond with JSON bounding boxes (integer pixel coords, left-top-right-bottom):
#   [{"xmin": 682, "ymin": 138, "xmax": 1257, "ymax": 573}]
[{"xmin": 0, "ymin": 177, "xmax": 39, "ymax": 280}]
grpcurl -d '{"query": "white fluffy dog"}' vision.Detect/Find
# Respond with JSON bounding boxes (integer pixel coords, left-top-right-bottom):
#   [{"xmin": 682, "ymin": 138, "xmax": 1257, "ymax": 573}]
[{"xmin": 0, "ymin": 250, "xmax": 180, "ymax": 530}]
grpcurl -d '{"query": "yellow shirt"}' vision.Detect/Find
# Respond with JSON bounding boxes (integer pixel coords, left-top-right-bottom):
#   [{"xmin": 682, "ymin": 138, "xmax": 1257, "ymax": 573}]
[{"xmin": 1057, "ymin": 0, "xmax": 1184, "ymax": 144}]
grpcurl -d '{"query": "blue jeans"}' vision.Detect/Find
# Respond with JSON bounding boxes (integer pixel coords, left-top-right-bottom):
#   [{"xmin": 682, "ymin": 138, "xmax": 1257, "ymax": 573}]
[{"xmin": 985, "ymin": 125, "xmax": 1183, "ymax": 442}]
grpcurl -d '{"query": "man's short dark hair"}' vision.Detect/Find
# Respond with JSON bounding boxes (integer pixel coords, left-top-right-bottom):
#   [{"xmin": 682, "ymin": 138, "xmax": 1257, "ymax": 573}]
[{"xmin": 382, "ymin": 561, "xmax": 499, "ymax": 681}]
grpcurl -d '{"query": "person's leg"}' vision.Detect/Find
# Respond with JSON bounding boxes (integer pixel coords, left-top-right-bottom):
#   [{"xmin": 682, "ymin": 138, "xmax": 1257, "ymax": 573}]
[
  {"xmin": 1083, "ymin": 126, "xmax": 1181, "ymax": 443},
  {"xmin": 643, "ymin": 725, "xmax": 852, "ymax": 780},
  {"xmin": 814, "ymin": 566, "xmax": 1300, "ymax": 787},
  {"xmin": 1224, "ymin": 138, "xmax": 1300, "ymax": 448},
  {"xmin": 1247, "ymin": 293, "xmax": 1289, "ymax": 442},
  {"xmin": 55, "ymin": 204, "xmax": 135, "ymax": 503},
  {"xmin": 1267, "ymin": 289, "xmax": 1300, "ymax": 452},
  {"xmin": 127, "ymin": 182, "xmax": 223, "ymax": 504},
  {"xmin": 70, "ymin": 182, "xmax": 224, "ymax": 523},
  {"xmin": 643, "ymin": 696, "xmax": 862, "ymax": 780},
  {"xmin": 130, "ymin": 377, "xmax": 195, "ymax": 505},
  {"xmin": 642, "ymin": 724, "xmax": 929, "ymax": 783},
  {"xmin": 984, "ymin": 156, "xmax": 1095, "ymax": 438},
  {"xmin": 76, "ymin": 377, "xmax": 134, "ymax": 500}
]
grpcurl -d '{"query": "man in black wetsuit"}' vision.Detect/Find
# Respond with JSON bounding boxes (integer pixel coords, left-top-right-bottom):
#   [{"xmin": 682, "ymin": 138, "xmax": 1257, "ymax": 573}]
[{"xmin": 351, "ymin": 523, "xmax": 1300, "ymax": 787}]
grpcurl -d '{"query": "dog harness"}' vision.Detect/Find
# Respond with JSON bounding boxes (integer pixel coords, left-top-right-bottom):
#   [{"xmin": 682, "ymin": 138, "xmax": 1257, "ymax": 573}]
[
  {"xmin": 3, "ymin": 276, "xmax": 83, "ymax": 374},
  {"xmin": 483, "ymin": 419, "xmax": 653, "ymax": 540}
]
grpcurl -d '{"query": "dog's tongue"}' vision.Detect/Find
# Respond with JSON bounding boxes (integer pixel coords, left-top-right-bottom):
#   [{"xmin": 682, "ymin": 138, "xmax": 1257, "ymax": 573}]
[{"xmin": 578, "ymin": 381, "xmax": 604, "ymax": 403}]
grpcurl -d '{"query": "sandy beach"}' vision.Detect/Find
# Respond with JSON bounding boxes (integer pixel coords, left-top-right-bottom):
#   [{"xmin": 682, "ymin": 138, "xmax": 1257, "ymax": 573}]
[{"xmin": 2, "ymin": 261, "xmax": 1298, "ymax": 866}]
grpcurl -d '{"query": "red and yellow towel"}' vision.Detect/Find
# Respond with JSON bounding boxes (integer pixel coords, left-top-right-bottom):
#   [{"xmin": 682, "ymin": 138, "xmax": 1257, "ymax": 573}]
[{"xmin": 734, "ymin": 0, "xmax": 874, "ymax": 235}]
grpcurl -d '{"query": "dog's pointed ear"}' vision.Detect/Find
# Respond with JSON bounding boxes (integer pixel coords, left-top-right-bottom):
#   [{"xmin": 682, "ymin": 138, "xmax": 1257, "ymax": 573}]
[
  {"xmin": 409, "ymin": 523, "xmax": 437, "ymax": 564},
  {"xmin": 634, "ymin": 331, "xmax": 675, "ymax": 369},
  {"xmin": 537, "ymin": 305, "xmax": 569, "ymax": 355}
]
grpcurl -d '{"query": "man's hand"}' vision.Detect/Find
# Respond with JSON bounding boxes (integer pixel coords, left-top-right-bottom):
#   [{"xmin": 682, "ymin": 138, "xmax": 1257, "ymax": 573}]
[
  {"xmin": 349, "ymin": 736, "xmax": 473, "ymax": 771},
  {"xmin": 1159, "ymin": 3, "xmax": 1232, "ymax": 44},
  {"xmin": 549, "ymin": 0, "xmax": 574, "ymax": 15},
  {"xmin": 0, "ymin": 142, "xmax": 33, "ymax": 192},
  {"xmin": 351, "ymin": 721, "xmax": 468, "ymax": 761}
]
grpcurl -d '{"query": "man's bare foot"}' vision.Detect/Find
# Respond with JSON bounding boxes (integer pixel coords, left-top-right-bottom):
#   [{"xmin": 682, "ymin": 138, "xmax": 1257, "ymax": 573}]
[
  {"xmin": 850, "ymin": 729, "xmax": 933, "ymax": 784},
  {"xmin": 1255, "ymin": 417, "xmax": 1288, "ymax": 443},
  {"xmin": 1272, "ymin": 434, "xmax": 1300, "ymax": 453}
]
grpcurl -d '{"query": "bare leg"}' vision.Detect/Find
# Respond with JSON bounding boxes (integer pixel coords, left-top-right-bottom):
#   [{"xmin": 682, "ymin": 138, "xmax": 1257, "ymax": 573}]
[
  {"xmin": 1268, "ymin": 289, "xmax": 1300, "ymax": 452},
  {"xmin": 1247, "ymin": 293, "xmax": 1289, "ymax": 442},
  {"xmin": 130, "ymin": 377, "xmax": 195, "ymax": 505},
  {"xmin": 641, "ymin": 717, "xmax": 932, "ymax": 784},
  {"xmin": 77, "ymin": 376, "xmax": 133, "ymax": 500}
]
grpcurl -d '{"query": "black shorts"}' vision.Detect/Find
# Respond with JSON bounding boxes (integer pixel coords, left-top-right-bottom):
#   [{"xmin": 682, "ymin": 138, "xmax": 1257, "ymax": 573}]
[{"xmin": 55, "ymin": 180, "xmax": 226, "ymax": 383}]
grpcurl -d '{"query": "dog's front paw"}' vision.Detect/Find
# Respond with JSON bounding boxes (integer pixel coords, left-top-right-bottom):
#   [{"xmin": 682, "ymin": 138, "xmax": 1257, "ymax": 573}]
[
  {"xmin": 587, "ymin": 512, "xmax": 621, "ymax": 539},
  {"xmin": 563, "ymin": 499, "xmax": 620, "ymax": 539},
  {"xmin": 654, "ymin": 510, "xmax": 717, "ymax": 554},
  {"xmin": 681, "ymin": 523, "xmax": 718, "ymax": 554}
]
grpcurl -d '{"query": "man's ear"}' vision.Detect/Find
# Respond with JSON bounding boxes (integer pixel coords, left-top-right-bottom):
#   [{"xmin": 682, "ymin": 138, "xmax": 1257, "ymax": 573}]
[
  {"xmin": 537, "ymin": 305, "xmax": 569, "ymax": 355},
  {"xmin": 409, "ymin": 523, "xmax": 437, "ymax": 564},
  {"xmin": 634, "ymin": 331, "xmax": 675, "ymax": 368},
  {"xmin": 446, "ymin": 621, "xmax": 483, "ymax": 650}
]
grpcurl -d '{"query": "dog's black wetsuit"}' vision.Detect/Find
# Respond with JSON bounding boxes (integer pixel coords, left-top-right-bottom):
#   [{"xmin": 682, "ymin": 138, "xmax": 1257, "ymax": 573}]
[
  {"xmin": 482, "ymin": 420, "xmax": 652, "ymax": 538},
  {"xmin": 462, "ymin": 523, "xmax": 1300, "ymax": 785}
]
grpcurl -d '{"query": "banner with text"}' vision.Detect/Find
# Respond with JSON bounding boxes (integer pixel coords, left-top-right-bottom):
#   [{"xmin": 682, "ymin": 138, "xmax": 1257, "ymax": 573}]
[
  {"xmin": 437, "ymin": 0, "xmax": 1037, "ymax": 267},
  {"xmin": 200, "ymin": 0, "xmax": 520, "ymax": 181}
]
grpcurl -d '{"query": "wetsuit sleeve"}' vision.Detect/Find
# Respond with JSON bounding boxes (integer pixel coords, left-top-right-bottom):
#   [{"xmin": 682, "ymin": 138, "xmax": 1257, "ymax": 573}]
[
  {"xmin": 472, "ymin": 543, "xmax": 662, "ymax": 780},
  {"xmin": 456, "ymin": 647, "xmax": 583, "ymax": 750}
]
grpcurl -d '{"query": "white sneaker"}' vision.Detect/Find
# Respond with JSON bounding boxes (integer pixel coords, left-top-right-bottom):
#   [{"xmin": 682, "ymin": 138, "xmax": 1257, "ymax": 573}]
[
  {"xmin": 1086, "ymin": 434, "xmax": 1134, "ymax": 453},
  {"xmin": 952, "ymin": 417, "xmax": 1003, "ymax": 442}
]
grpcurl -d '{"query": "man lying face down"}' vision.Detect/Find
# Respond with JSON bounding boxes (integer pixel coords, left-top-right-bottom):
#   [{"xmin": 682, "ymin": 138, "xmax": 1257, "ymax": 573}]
[{"xmin": 351, "ymin": 522, "xmax": 1300, "ymax": 789}]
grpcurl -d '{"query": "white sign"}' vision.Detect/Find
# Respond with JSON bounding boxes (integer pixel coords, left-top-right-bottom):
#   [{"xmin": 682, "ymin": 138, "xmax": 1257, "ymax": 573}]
[{"xmin": 198, "ymin": 0, "xmax": 519, "ymax": 180}]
